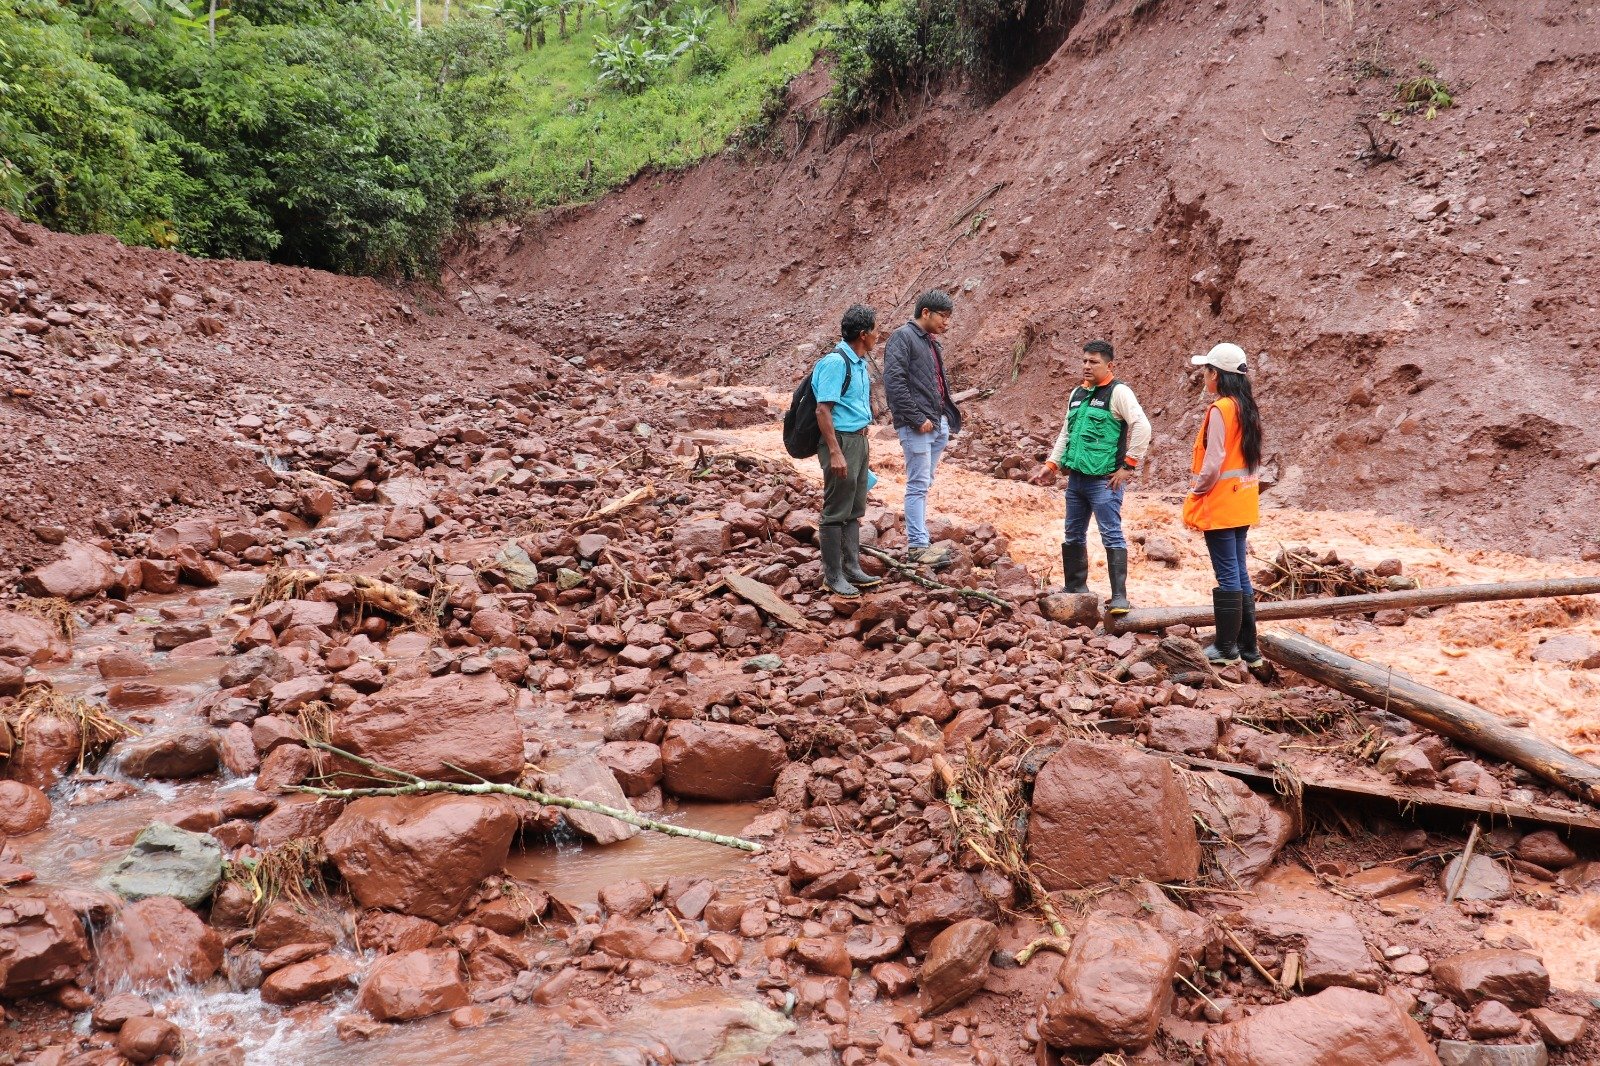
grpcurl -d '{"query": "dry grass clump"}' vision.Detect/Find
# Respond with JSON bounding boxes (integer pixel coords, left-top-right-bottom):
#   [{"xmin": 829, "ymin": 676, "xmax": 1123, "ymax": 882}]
[
  {"xmin": 15, "ymin": 597, "xmax": 78, "ymax": 640},
  {"xmin": 1253, "ymin": 546, "xmax": 1416, "ymax": 601},
  {"xmin": 8, "ymin": 683, "xmax": 139, "ymax": 771},
  {"xmin": 225, "ymin": 838, "xmax": 330, "ymax": 922},
  {"xmin": 250, "ymin": 565, "xmax": 446, "ymax": 633}
]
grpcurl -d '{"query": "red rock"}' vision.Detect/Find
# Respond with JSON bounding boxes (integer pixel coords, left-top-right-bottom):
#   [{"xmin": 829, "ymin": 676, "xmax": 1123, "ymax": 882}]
[
  {"xmin": 918, "ymin": 918, "xmax": 997, "ymax": 1015},
  {"xmin": 268, "ymin": 675, "xmax": 329, "ymax": 714},
  {"xmin": 134, "ymin": 559, "xmax": 180, "ymax": 594},
  {"xmin": 0, "ymin": 610, "xmax": 69, "ymax": 663},
  {"xmin": 1039, "ymin": 914, "xmax": 1176, "ymax": 1051},
  {"xmin": 0, "ymin": 659, "xmax": 21, "ymax": 697},
  {"xmin": 322, "ymin": 794, "xmax": 520, "ymax": 922},
  {"xmin": 328, "ymin": 673, "xmax": 523, "ymax": 785},
  {"xmin": 1515, "ymin": 830, "xmax": 1577, "ymax": 869},
  {"xmin": 358, "ymin": 912, "xmax": 442, "ymax": 954},
  {"xmin": 1202, "ymin": 986, "xmax": 1440, "ymax": 1065},
  {"xmin": 112, "ymin": 728, "xmax": 219, "ymax": 779},
  {"xmin": 22, "ymin": 541, "xmax": 118, "ymax": 600},
  {"xmin": 256, "ymin": 743, "xmax": 314, "ymax": 792},
  {"xmin": 252, "ymin": 903, "xmax": 337, "ymax": 952},
  {"xmin": 592, "ymin": 917, "xmax": 693, "ymax": 965},
  {"xmin": 0, "ymin": 894, "xmax": 91, "ymax": 997},
  {"xmin": 449, "ymin": 1005, "xmax": 489, "ymax": 1029},
  {"xmin": 672, "ymin": 519, "xmax": 731, "ymax": 558},
  {"xmin": 1465, "ymin": 999, "xmax": 1521, "ymax": 1038},
  {"xmin": 117, "ymin": 1016, "xmax": 180, "ymax": 1063},
  {"xmin": 260, "ymin": 941, "xmax": 333, "ymax": 972},
  {"xmin": 152, "ymin": 620, "xmax": 211, "ymax": 651},
  {"xmin": 1235, "ymin": 904, "xmax": 1381, "ymax": 992},
  {"xmin": 251, "ymin": 714, "xmax": 303, "ymax": 754},
  {"xmin": 106, "ymin": 681, "xmax": 177, "ymax": 709},
  {"xmin": 384, "ymin": 508, "xmax": 426, "ymax": 541},
  {"xmin": 148, "ymin": 519, "xmax": 220, "ymax": 558},
  {"xmin": 793, "ymin": 935, "xmax": 852, "ymax": 977},
  {"xmin": 6, "ymin": 713, "xmax": 82, "ymax": 791},
  {"xmin": 260, "ymin": 954, "xmax": 360, "ymax": 1005},
  {"xmin": 1344, "ymin": 867, "xmax": 1426, "ymax": 899},
  {"xmin": 358, "ymin": 948, "xmax": 469, "ymax": 1021},
  {"xmin": 95, "ymin": 896, "xmax": 222, "ymax": 989},
  {"xmin": 252, "ymin": 795, "xmax": 344, "ymax": 847},
  {"xmin": 1182, "ymin": 772, "xmax": 1294, "ymax": 888},
  {"xmin": 1148, "ymin": 708, "xmax": 1220, "ymax": 755},
  {"xmin": 902, "ymin": 873, "xmax": 999, "ymax": 952},
  {"xmin": 597, "ymin": 741, "xmax": 663, "ymax": 796},
  {"xmin": 1027, "ymin": 741, "xmax": 1201, "ymax": 891},
  {"xmin": 543, "ymin": 756, "xmax": 637, "ymax": 844},
  {"xmin": 1527, "ymin": 1008, "xmax": 1585, "ymax": 1047},
  {"xmin": 91, "ymin": 993, "xmax": 153, "ymax": 1030},
  {"xmin": 660, "ymin": 721, "xmax": 788, "ymax": 801},
  {"xmin": 598, "ymin": 880, "xmax": 654, "ymax": 919},
  {"xmin": 703, "ymin": 932, "xmax": 743, "ymax": 965},
  {"xmin": 0, "ymin": 780, "xmax": 51, "ymax": 835},
  {"xmin": 217, "ymin": 722, "xmax": 260, "ymax": 777},
  {"xmin": 1433, "ymin": 949, "xmax": 1549, "ymax": 1009},
  {"xmin": 873, "ymin": 961, "xmax": 915, "ymax": 997}
]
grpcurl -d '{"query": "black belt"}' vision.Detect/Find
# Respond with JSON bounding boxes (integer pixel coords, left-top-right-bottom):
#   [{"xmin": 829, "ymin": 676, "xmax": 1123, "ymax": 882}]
[{"xmin": 836, "ymin": 428, "xmax": 866, "ymax": 435}]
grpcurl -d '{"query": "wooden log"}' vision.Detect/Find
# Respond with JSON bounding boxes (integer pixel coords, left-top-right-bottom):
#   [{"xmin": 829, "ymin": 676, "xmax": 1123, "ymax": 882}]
[
  {"xmin": 1104, "ymin": 576, "xmax": 1600, "ymax": 634},
  {"xmin": 1258, "ymin": 630, "xmax": 1600, "ymax": 807}
]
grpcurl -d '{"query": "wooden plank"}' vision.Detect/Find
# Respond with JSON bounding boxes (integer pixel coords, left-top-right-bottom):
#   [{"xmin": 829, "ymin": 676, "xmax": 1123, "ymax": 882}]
[
  {"xmin": 723, "ymin": 571, "xmax": 811, "ymax": 631},
  {"xmin": 1259, "ymin": 630, "xmax": 1600, "ymax": 808},
  {"xmin": 1104, "ymin": 576, "xmax": 1600, "ymax": 634}
]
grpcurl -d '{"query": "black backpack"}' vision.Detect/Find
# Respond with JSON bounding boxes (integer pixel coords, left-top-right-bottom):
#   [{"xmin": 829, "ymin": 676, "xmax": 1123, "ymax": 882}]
[{"xmin": 782, "ymin": 352, "xmax": 852, "ymax": 459}]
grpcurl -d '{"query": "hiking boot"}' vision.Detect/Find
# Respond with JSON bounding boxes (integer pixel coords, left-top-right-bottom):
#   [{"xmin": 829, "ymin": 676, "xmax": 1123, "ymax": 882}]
[
  {"xmin": 903, "ymin": 545, "xmax": 931, "ymax": 565},
  {"xmin": 841, "ymin": 520, "xmax": 881, "ymax": 588},
  {"xmin": 1238, "ymin": 593, "xmax": 1265, "ymax": 668},
  {"xmin": 1061, "ymin": 542, "xmax": 1090, "ymax": 594},
  {"xmin": 1204, "ymin": 588, "xmax": 1244, "ymax": 665},
  {"xmin": 819, "ymin": 524, "xmax": 860, "ymax": 597},
  {"xmin": 1105, "ymin": 546, "xmax": 1132, "ymax": 615}
]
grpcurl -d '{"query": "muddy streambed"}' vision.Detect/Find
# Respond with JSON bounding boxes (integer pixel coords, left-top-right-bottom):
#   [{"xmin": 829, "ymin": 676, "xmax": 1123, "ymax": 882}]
[{"xmin": 12, "ymin": 570, "xmax": 784, "ymax": 1063}]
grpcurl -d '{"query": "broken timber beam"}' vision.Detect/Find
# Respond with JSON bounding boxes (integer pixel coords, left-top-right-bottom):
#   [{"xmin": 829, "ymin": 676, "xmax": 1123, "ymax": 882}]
[
  {"xmin": 1103, "ymin": 576, "xmax": 1600, "ymax": 634},
  {"xmin": 1258, "ymin": 630, "xmax": 1600, "ymax": 808}
]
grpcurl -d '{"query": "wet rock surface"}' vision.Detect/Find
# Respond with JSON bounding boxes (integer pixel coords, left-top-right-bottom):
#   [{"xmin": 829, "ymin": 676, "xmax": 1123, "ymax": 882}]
[{"xmin": 1203, "ymin": 986, "xmax": 1442, "ymax": 1065}]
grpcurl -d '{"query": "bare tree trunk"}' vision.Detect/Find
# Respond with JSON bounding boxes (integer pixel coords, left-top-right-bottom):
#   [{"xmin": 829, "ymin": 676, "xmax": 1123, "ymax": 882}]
[
  {"xmin": 207, "ymin": 0, "xmax": 216, "ymax": 43},
  {"xmin": 558, "ymin": 5, "xmax": 567, "ymax": 37},
  {"xmin": 442, "ymin": 0, "xmax": 450, "ymax": 22},
  {"xmin": 413, "ymin": 0, "xmax": 422, "ymax": 31}
]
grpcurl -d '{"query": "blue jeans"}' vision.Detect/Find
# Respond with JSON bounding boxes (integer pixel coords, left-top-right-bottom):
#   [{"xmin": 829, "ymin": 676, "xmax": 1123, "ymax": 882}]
[
  {"xmin": 896, "ymin": 416, "xmax": 950, "ymax": 547},
  {"xmin": 1204, "ymin": 526, "xmax": 1253, "ymax": 592},
  {"xmin": 1062, "ymin": 471, "xmax": 1126, "ymax": 551}
]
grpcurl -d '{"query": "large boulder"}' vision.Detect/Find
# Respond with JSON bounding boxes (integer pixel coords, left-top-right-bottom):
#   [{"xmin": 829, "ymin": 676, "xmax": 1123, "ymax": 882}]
[
  {"xmin": 322, "ymin": 795, "xmax": 520, "ymax": 922},
  {"xmin": 101, "ymin": 823, "xmax": 224, "ymax": 907},
  {"xmin": 0, "ymin": 610, "xmax": 69, "ymax": 664},
  {"xmin": 918, "ymin": 918, "xmax": 997, "ymax": 1015},
  {"xmin": 5, "ymin": 713, "xmax": 82, "ymax": 791},
  {"xmin": 95, "ymin": 896, "xmax": 223, "ymax": 990},
  {"xmin": 0, "ymin": 895, "xmax": 91, "ymax": 997},
  {"xmin": 22, "ymin": 541, "xmax": 119, "ymax": 601},
  {"xmin": 1039, "ymin": 914, "xmax": 1177, "ymax": 1052},
  {"xmin": 1433, "ymin": 950, "xmax": 1550, "ymax": 1009},
  {"xmin": 112, "ymin": 729, "xmax": 219, "ymax": 780},
  {"xmin": 660, "ymin": 721, "xmax": 788, "ymax": 801},
  {"xmin": 1182, "ymin": 771, "xmax": 1296, "ymax": 887},
  {"xmin": 260, "ymin": 955, "xmax": 360, "ymax": 1006},
  {"xmin": 1027, "ymin": 741, "xmax": 1201, "ymax": 891},
  {"xmin": 328, "ymin": 673, "xmax": 523, "ymax": 785},
  {"xmin": 1203, "ymin": 986, "xmax": 1441, "ymax": 1065},
  {"xmin": 358, "ymin": 948, "xmax": 469, "ymax": 1021},
  {"xmin": 0, "ymin": 780, "xmax": 52, "ymax": 835},
  {"xmin": 543, "ymin": 756, "xmax": 638, "ymax": 845}
]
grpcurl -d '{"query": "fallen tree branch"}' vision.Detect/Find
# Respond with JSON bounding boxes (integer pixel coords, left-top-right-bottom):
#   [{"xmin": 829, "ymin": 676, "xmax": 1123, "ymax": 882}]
[
  {"xmin": 293, "ymin": 741, "xmax": 763, "ymax": 853},
  {"xmin": 1444, "ymin": 821, "xmax": 1482, "ymax": 905},
  {"xmin": 1260, "ymin": 630, "xmax": 1600, "ymax": 808},
  {"xmin": 862, "ymin": 546, "xmax": 1010, "ymax": 608}
]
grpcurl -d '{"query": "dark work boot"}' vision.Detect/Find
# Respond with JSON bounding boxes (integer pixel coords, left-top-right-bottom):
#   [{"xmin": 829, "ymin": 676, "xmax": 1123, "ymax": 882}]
[
  {"xmin": 1105, "ymin": 547, "xmax": 1132, "ymax": 615},
  {"xmin": 819, "ymin": 524, "xmax": 859, "ymax": 597},
  {"xmin": 1061, "ymin": 542, "xmax": 1090, "ymax": 594},
  {"xmin": 1237, "ymin": 593, "xmax": 1265, "ymax": 668},
  {"xmin": 841, "ymin": 520, "xmax": 881, "ymax": 588},
  {"xmin": 1204, "ymin": 588, "xmax": 1244, "ymax": 665}
]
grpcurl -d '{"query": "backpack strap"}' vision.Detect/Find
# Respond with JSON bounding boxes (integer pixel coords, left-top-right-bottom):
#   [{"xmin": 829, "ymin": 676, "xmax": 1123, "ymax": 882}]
[{"xmin": 817, "ymin": 347, "xmax": 852, "ymax": 399}]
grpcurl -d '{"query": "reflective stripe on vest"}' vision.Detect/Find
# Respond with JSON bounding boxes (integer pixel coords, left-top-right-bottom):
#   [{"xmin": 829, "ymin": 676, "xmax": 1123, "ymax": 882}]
[{"xmin": 1182, "ymin": 397, "xmax": 1260, "ymax": 531}]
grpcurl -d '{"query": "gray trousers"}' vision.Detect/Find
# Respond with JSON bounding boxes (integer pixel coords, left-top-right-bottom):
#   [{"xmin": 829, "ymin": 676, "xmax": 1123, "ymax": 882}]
[{"xmin": 818, "ymin": 429, "xmax": 869, "ymax": 526}]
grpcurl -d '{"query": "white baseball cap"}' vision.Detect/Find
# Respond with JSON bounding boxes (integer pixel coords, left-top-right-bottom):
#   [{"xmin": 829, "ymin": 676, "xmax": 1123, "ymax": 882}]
[{"xmin": 1191, "ymin": 342, "xmax": 1248, "ymax": 374}]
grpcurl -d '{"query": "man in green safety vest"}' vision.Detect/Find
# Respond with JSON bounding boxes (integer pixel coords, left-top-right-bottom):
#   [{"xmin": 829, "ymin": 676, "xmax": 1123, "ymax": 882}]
[{"xmin": 1035, "ymin": 340, "xmax": 1152, "ymax": 615}]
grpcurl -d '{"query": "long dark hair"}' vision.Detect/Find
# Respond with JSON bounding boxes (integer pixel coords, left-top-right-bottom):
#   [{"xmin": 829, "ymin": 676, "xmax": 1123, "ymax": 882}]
[{"xmin": 1215, "ymin": 369, "xmax": 1263, "ymax": 470}]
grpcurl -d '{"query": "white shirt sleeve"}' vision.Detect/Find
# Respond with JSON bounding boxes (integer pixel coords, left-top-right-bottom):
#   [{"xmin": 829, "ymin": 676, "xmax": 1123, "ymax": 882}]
[{"xmin": 1111, "ymin": 384, "xmax": 1152, "ymax": 464}]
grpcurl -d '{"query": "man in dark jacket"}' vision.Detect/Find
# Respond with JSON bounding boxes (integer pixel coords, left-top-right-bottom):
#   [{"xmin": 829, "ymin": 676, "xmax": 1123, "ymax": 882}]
[{"xmin": 883, "ymin": 290, "xmax": 962, "ymax": 562}]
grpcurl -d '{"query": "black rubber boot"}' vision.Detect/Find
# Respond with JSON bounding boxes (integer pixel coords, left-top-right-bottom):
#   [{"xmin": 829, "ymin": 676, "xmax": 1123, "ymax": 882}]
[
  {"xmin": 1061, "ymin": 542, "xmax": 1090, "ymax": 594},
  {"xmin": 841, "ymin": 520, "xmax": 881, "ymax": 587},
  {"xmin": 1237, "ymin": 592, "xmax": 1265, "ymax": 668},
  {"xmin": 819, "ymin": 524, "xmax": 859, "ymax": 597},
  {"xmin": 1204, "ymin": 588, "xmax": 1244, "ymax": 665},
  {"xmin": 1105, "ymin": 546, "xmax": 1132, "ymax": 615}
]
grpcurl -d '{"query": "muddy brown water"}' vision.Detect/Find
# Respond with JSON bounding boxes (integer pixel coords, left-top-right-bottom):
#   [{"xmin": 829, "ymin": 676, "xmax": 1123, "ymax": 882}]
[{"xmin": 16, "ymin": 572, "xmax": 783, "ymax": 1062}]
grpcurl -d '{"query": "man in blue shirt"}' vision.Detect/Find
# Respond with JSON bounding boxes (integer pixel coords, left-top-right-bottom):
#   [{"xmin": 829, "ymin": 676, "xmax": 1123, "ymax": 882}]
[{"xmin": 813, "ymin": 304, "xmax": 883, "ymax": 597}]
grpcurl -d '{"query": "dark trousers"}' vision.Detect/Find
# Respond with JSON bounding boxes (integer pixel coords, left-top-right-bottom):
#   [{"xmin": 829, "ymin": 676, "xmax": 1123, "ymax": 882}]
[
  {"xmin": 1204, "ymin": 526, "xmax": 1253, "ymax": 592},
  {"xmin": 818, "ymin": 430, "xmax": 869, "ymax": 525}
]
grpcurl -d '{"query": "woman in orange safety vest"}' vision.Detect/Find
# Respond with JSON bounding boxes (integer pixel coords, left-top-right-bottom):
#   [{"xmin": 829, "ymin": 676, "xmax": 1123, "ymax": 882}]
[{"xmin": 1182, "ymin": 343, "xmax": 1264, "ymax": 668}]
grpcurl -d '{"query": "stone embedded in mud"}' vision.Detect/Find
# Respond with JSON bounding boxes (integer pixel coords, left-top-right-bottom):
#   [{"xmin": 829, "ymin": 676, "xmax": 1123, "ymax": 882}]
[
  {"xmin": 918, "ymin": 918, "xmax": 997, "ymax": 1016},
  {"xmin": 902, "ymin": 873, "xmax": 1001, "ymax": 953},
  {"xmin": 252, "ymin": 902, "xmax": 337, "ymax": 953},
  {"xmin": 1465, "ymin": 999, "xmax": 1522, "ymax": 1038},
  {"xmin": 1203, "ymin": 986, "xmax": 1441, "ymax": 1066},
  {"xmin": 660, "ymin": 721, "xmax": 788, "ymax": 801},
  {"xmin": 1039, "ymin": 913, "xmax": 1177, "ymax": 1052},
  {"xmin": 112, "ymin": 728, "xmax": 220, "ymax": 780},
  {"xmin": 543, "ymin": 756, "xmax": 638, "ymax": 845},
  {"xmin": 22, "ymin": 540, "xmax": 118, "ymax": 601},
  {"xmin": 1026, "ymin": 741, "xmax": 1201, "ymax": 891},
  {"xmin": 1433, "ymin": 949, "xmax": 1549, "ymax": 1009},
  {"xmin": 1435, "ymin": 1043, "xmax": 1548, "ymax": 1066},
  {"xmin": 0, "ymin": 609, "xmax": 69, "ymax": 663},
  {"xmin": 95, "ymin": 896, "xmax": 223, "ymax": 990},
  {"xmin": 1181, "ymin": 772, "xmax": 1295, "ymax": 888},
  {"xmin": 358, "ymin": 948, "xmax": 469, "ymax": 1022},
  {"xmin": 793, "ymin": 935, "xmax": 852, "ymax": 977},
  {"xmin": 6, "ymin": 712, "xmax": 83, "ymax": 792},
  {"xmin": 1514, "ymin": 830, "xmax": 1577, "ymax": 869},
  {"xmin": 1439, "ymin": 853, "xmax": 1513, "ymax": 902},
  {"xmin": 254, "ymin": 795, "xmax": 345, "ymax": 847},
  {"xmin": 359, "ymin": 912, "xmax": 442, "ymax": 954},
  {"xmin": 592, "ymin": 916, "xmax": 694, "ymax": 965},
  {"xmin": 117, "ymin": 1015, "xmax": 181, "ymax": 1063},
  {"xmin": 328, "ymin": 672, "xmax": 524, "ymax": 785},
  {"xmin": 1234, "ymin": 904, "xmax": 1382, "ymax": 992},
  {"xmin": 0, "ymin": 894, "xmax": 91, "ymax": 998},
  {"xmin": 260, "ymin": 954, "xmax": 360, "ymax": 1006},
  {"xmin": 597, "ymin": 741, "xmax": 663, "ymax": 797},
  {"xmin": 1149, "ymin": 708, "xmax": 1221, "ymax": 756},
  {"xmin": 0, "ymin": 780, "xmax": 52, "ymax": 835},
  {"xmin": 322, "ymin": 794, "xmax": 520, "ymax": 922},
  {"xmin": 102, "ymin": 822, "xmax": 223, "ymax": 907},
  {"xmin": 1040, "ymin": 593, "xmax": 1101, "ymax": 627},
  {"xmin": 1527, "ymin": 1008, "xmax": 1585, "ymax": 1047}
]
